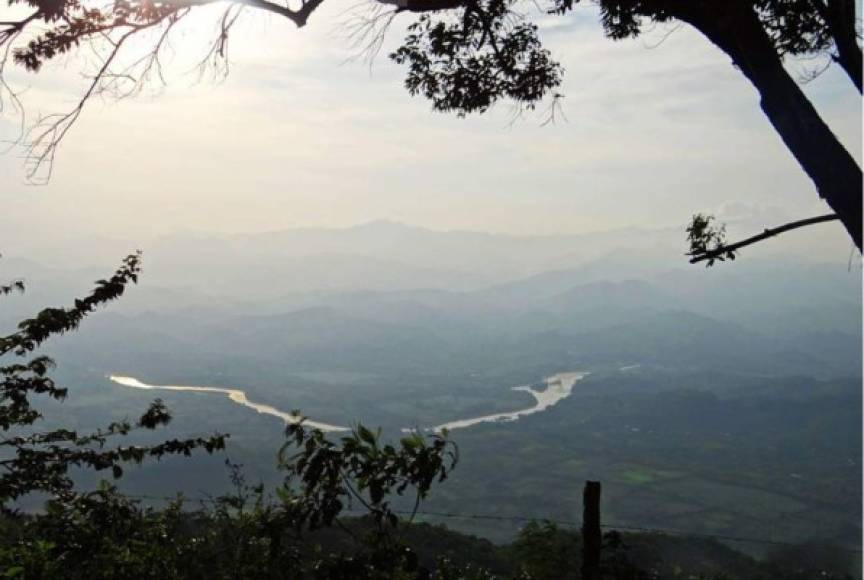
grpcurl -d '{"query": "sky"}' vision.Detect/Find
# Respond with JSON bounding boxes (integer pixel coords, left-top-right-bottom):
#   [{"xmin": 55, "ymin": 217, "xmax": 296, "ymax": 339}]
[{"xmin": 0, "ymin": 2, "xmax": 861, "ymax": 254}]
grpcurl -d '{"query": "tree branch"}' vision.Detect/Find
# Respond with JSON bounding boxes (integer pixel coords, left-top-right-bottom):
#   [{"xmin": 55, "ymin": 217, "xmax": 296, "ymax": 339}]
[
  {"xmin": 688, "ymin": 213, "xmax": 841, "ymax": 264},
  {"xmin": 813, "ymin": 0, "xmax": 862, "ymax": 93},
  {"xmin": 379, "ymin": 0, "xmax": 469, "ymax": 12},
  {"xmin": 226, "ymin": 0, "xmax": 326, "ymax": 27}
]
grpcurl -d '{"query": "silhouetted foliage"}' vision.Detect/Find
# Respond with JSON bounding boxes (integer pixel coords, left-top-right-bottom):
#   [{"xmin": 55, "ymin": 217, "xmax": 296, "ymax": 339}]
[
  {"xmin": 686, "ymin": 211, "xmax": 843, "ymax": 266},
  {"xmin": 0, "ymin": 280, "xmax": 467, "ymax": 580},
  {"xmin": 1, "ymin": 0, "xmax": 860, "ymax": 252},
  {"xmin": 390, "ymin": 3, "xmax": 562, "ymax": 115},
  {"xmin": 0, "ymin": 448, "xmax": 857, "ymax": 578},
  {"xmin": 686, "ymin": 214, "xmax": 737, "ymax": 267},
  {"xmin": 0, "ymin": 424, "xmax": 468, "ymax": 579},
  {"xmin": 0, "ymin": 253, "xmax": 226, "ymax": 507},
  {"xmin": 279, "ymin": 421, "xmax": 458, "ymax": 531},
  {"xmin": 511, "ymin": 520, "xmax": 580, "ymax": 579}
]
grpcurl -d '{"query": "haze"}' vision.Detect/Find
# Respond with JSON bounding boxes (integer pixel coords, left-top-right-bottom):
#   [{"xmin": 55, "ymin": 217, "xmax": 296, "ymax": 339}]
[
  {"xmin": 1, "ymin": 2, "xmax": 862, "ymax": 568},
  {"xmin": 0, "ymin": 2, "xmax": 860, "ymax": 261}
]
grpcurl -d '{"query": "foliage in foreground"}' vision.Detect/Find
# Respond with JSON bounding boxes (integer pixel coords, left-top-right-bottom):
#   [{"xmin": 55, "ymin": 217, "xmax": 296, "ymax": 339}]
[
  {"xmin": 0, "ymin": 253, "xmax": 227, "ymax": 507},
  {"xmin": 0, "ymin": 251, "xmax": 470, "ymax": 577},
  {"xmin": 0, "ymin": 256, "xmax": 858, "ymax": 579},
  {"xmin": 0, "ymin": 481, "xmax": 858, "ymax": 580},
  {"xmin": 0, "ymin": 427, "xmax": 470, "ymax": 580}
]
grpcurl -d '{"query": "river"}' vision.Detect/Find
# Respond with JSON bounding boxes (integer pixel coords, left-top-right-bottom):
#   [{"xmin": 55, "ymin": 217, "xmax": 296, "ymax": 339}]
[
  {"xmin": 108, "ymin": 375, "xmax": 348, "ymax": 433},
  {"xmin": 108, "ymin": 371, "xmax": 589, "ymax": 434}
]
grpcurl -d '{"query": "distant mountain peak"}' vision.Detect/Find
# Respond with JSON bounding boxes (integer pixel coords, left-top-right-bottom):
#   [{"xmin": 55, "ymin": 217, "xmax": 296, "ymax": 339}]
[{"xmin": 350, "ymin": 219, "xmax": 423, "ymax": 232}]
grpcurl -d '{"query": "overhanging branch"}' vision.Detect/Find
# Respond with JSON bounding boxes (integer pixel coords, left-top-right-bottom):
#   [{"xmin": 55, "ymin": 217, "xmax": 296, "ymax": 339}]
[
  {"xmin": 162, "ymin": 0, "xmax": 324, "ymax": 26},
  {"xmin": 688, "ymin": 213, "xmax": 841, "ymax": 264},
  {"xmin": 235, "ymin": 0, "xmax": 325, "ymax": 27},
  {"xmin": 379, "ymin": 0, "xmax": 469, "ymax": 12}
]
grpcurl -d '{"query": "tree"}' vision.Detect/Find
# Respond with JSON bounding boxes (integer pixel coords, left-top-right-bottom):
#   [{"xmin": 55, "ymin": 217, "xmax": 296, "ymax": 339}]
[
  {"xmin": 277, "ymin": 420, "xmax": 458, "ymax": 534},
  {"xmin": 0, "ymin": 252, "xmax": 226, "ymax": 508},
  {"xmin": 0, "ymin": 417, "xmax": 463, "ymax": 579},
  {"xmin": 0, "ymin": 248, "xmax": 469, "ymax": 578},
  {"xmin": 511, "ymin": 521, "xmax": 581, "ymax": 580},
  {"xmin": 0, "ymin": 0, "xmax": 861, "ymax": 256}
]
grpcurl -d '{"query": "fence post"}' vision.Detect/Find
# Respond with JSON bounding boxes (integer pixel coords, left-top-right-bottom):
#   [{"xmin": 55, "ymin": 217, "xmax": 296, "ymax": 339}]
[{"xmin": 581, "ymin": 480, "xmax": 602, "ymax": 580}]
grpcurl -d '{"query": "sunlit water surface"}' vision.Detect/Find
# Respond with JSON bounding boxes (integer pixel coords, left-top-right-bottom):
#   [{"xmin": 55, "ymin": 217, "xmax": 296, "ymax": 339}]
[{"xmin": 108, "ymin": 371, "xmax": 589, "ymax": 434}]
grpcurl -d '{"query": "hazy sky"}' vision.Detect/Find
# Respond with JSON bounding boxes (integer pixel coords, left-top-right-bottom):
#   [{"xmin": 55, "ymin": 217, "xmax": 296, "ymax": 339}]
[{"xmin": 0, "ymin": 3, "xmax": 860, "ymax": 248}]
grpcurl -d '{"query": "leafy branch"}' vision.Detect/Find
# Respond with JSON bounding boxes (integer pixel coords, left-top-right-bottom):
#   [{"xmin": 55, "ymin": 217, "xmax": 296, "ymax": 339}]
[
  {"xmin": 687, "ymin": 212, "xmax": 840, "ymax": 267},
  {"xmin": 0, "ymin": 252, "xmax": 227, "ymax": 507},
  {"xmin": 278, "ymin": 420, "xmax": 458, "ymax": 532}
]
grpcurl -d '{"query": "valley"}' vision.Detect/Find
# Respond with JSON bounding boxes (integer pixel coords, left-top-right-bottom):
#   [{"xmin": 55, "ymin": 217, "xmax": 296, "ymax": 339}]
[{"xmin": 4, "ymin": 222, "xmax": 861, "ymax": 559}]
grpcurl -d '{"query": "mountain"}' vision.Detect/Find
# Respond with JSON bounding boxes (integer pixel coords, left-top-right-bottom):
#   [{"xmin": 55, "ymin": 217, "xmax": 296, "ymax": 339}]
[{"xmin": 4, "ymin": 220, "xmax": 859, "ymax": 385}]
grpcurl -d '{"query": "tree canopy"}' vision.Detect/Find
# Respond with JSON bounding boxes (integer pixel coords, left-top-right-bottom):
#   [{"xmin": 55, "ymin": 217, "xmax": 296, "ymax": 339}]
[{"xmin": 1, "ymin": 0, "xmax": 861, "ymax": 256}]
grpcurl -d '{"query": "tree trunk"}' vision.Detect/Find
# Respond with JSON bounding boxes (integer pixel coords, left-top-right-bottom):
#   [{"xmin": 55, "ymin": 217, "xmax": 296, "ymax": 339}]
[
  {"xmin": 674, "ymin": 1, "xmax": 862, "ymax": 250},
  {"xmin": 826, "ymin": 0, "xmax": 862, "ymax": 93}
]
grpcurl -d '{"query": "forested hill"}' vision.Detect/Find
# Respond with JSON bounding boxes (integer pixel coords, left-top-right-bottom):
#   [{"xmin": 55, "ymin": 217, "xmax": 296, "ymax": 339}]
[{"xmin": 1, "ymin": 227, "xmax": 859, "ymax": 579}]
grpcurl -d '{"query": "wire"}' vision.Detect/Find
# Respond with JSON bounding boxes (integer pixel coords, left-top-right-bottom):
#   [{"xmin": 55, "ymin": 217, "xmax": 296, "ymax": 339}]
[
  {"xmin": 380, "ymin": 509, "xmax": 863, "ymax": 553},
  {"xmin": 120, "ymin": 494, "xmax": 863, "ymax": 554}
]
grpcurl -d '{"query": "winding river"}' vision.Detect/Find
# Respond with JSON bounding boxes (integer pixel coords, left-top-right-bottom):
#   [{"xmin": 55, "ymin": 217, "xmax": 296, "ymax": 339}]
[
  {"xmin": 418, "ymin": 371, "xmax": 588, "ymax": 432},
  {"xmin": 109, "ymin": 375, "xmax": 348, "ymax": 433},
  {"xmin": 108, "ymin": 371, "xmax": 589, "ymax": 434}
]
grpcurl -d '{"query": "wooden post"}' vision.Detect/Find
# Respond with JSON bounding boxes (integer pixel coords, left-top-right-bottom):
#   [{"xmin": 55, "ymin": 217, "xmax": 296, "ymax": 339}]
[{"xmin": 581, "ymin": 480, "xmax": 602, "ymax": 580}]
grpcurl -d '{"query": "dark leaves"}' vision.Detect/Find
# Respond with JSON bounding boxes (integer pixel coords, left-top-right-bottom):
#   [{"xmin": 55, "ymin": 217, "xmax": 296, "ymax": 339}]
[
  {"xmin": 755, "ymin": 0, "xmax": 833, "ymax": 57},
  {"xmin": 390, "ymin": 1, "xmax": 563, "ymax": 115},
  {"xmin": 279, "ymin": 421, "xmax": 457, "ymax": 532},
  {"xmin": 137, "ymin": 399, "xmax": 171, "ymax": 429},
  {"xmin": 0, "ymin": 253, "xmax": 227, "ymax": 507},
  {"xmin": 3, "ymin": 251, "xmax": 142, "ymax": 356},
  {"xmin": 686, "ymin": 213, "xmax": 737, "ymax": 267}
]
